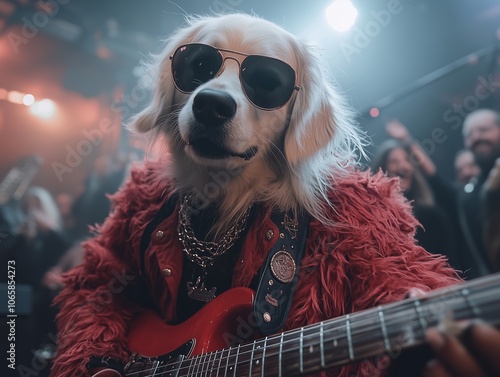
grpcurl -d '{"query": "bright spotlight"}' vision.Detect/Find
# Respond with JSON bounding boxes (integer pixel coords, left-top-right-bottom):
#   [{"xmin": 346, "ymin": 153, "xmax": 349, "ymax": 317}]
[
  {"xmin": 23, "ymin": 94, "xmax": 35, "ymax": 106},
  {"xmin": 326, "ymin": 0, "xmax": 358, "ymax": 32},
  {"xmin": 29, "ymin": 99, "xmax": 56, "ymax": 119}
]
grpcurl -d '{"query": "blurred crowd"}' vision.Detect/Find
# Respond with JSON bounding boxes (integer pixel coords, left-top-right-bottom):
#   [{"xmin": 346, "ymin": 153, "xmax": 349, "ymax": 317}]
[
  {"xmin": 0, "ymin": 152, "xmax": 139, "ymax": 375},
  {"xmin": 1, "ymin": 108, "xmax": 500, "ymax": 375},
  {"xmin": 371, "ymin": 108, "xmax": 500, "ymax": 279}
]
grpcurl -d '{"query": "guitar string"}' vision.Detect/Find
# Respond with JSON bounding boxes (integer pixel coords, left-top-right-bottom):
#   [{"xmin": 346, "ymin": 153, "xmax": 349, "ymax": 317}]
[
  {"xmin": 124, "ymin": 275, "xmax": 500, "ymax": 376},
  {"xmin": 124, "ymin": 290, "xmax": 500, "ymax": 375},
  {"xmin": 124, "ymin": 285, "xmax": 500, "ymax": 377},
  {"xmin": 132, "ymin": 303, "xmax": 500, "ymax": 377},
  {"xmin": 127, "ymin": 304, "xmax": 496, "ymax": 377},
  {"xmin": 124, "ymin": 298, "xmax": 500, "ymax": 377}
]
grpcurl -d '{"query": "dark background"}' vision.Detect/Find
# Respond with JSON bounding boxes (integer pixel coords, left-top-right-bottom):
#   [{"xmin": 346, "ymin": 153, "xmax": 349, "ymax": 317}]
[{"xmin": 1, "ymin": 0, "xmax": 499, "ymax": 191}]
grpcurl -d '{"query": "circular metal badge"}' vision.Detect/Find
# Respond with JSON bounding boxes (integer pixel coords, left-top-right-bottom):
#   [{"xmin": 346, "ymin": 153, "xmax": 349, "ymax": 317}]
[{"xmin": 270, "ymin": 251, "xmax": 296, "ymax": 283}]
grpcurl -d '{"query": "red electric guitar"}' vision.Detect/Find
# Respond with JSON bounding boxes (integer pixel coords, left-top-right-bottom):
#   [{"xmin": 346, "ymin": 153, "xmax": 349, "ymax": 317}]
[{"xmin": 100, "ymin": 273, "xmax": 500, "ymax": 377}]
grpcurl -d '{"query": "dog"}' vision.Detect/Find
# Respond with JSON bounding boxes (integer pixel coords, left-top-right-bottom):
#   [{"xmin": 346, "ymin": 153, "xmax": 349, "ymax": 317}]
[
  {"xmin": 50, "ymin": 14, "xmax": 486, "ymax": 377},
  {"xmin": 128, "ymin": 13, "xmax": 365, "ymax": 236}
]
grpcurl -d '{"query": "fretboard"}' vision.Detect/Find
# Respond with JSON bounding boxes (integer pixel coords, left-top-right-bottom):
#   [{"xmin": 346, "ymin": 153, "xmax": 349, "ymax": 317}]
[{"xmin": 137, "ymin": 272, "xmax": 500, "ymax": 377}]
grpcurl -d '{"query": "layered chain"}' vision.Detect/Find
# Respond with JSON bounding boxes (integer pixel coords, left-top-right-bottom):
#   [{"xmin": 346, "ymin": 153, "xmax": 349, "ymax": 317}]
[{"xmin": 177, "ymin": 193, "xmax": 252, "ymax": 269}]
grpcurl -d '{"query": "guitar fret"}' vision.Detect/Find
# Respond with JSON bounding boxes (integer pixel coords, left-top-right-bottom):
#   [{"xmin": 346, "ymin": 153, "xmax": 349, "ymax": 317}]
[
  {"xmin": 202, "ymin": 353, "xmax": 208, "ymax": 377},
  {"xmin": 413, "ymin": 299, "xmax": 427, "ymax": 334},
  {"xmin": 279, "ymin": 333, "xmax": 283, "ymax": 377},
  {"xmin": 216, "ymin": 349, "xmax": 223, "ymax": 377},
  {"xmin": 224, "ymin": 347, "xmax": 231, "ymax": 377},
  {"xmin": 234, "ymin": 344, "xmax": 240, "ymax": 377},
  {"xmin": 319, "ymin": 322, "xmax": 325, "ymax": 369},
  {"xmin": 261, "ymin": 337, "xmax": 267, "ymax": 377},
  {"xmin": 192, "ymin": 354, "xmax": 198, "ymax": 377},
  {"xmin": 299, "ymin": 327, "xmax": 304, "ymax": 373},
  {"xmin": 159, "ymin": 360, "xmax": 167, "ymax": 377},
  {"xmin": 462, "ymin": 288, "xmax": 481, "ymax": 318},
  {"xmin": 212, "ymin": 350, "xmax": 217, "ymax": 377},
  {"xmin": 196, "ymin": 354, "xmax": 204, "ymax": 377},
  {"xmin": 151, "ymin": 360, "xmax": 160, "ymax": 377},
  {"xmin": 189, "ymin": 356, "xmax": 195, "ymax": 377},
  {"xmin": 378, "ymin": 306, "xmax": 390, "ymax": 352},
  {"xmin": 207, "ymin": 352, "xmax": 214, "ymax": 377},
  {"xmin": 346, "ymin": 314, "xmax": 354, "ymax": 361},
  {"xmin": 322, "ymin": 322, "xmax": 351, "ymax": 367},
  {"xmin": 248, "ymin": 341, "xmax": 256, "ymax": 377},
  {"xmin": 200, "ymin": 353, "xmax": 207, "ymax": 377},
  {"xmin": 187, "ymin": 355, "xmax": 195, "ymax": 376},
  {"xmin": 190, "ymin": 355, "xmax": 196, "ymax": 377}
]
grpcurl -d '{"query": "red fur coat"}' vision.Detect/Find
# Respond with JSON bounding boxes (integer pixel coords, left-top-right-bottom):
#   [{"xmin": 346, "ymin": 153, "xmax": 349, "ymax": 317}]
[{"xmin": 50, "ymin": 162, "xmax": 461, "ymax": 377}]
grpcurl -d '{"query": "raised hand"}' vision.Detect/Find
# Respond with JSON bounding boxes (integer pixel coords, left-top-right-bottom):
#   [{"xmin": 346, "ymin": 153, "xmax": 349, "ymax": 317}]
[{"xmin": 386, "ymin": 120, "xmax": 410, "ymax": 142}]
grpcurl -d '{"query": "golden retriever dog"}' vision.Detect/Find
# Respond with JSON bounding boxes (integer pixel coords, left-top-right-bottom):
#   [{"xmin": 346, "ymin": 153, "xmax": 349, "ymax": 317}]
[
  {"xmin": 51, "ymin": 13, "xmax": 491, "ymax": 377},
  {"xmin": 128, "ymin": 13, "xmax": 365, "ymax": 235}
]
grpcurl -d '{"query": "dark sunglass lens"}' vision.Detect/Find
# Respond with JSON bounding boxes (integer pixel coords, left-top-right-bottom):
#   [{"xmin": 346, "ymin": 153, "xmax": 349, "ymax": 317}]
[
  {"xmin": 241, "ymin": 56, "xmax": 296, "ymax": 109},
  {"xmin": 172, "ymin": 44, "xmax": 222, "ymax": 92}
]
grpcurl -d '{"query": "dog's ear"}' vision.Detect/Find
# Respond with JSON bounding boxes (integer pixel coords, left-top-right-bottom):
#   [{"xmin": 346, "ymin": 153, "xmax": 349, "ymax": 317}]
[
  {"xmin": 127, "ymin": 19, "xmax": 204, "ymax": 134},
  {"xmin": 284, "ymin": 43, "xmax": 353, "ymax": 165},
  {"xmin": 126, "ymin": 50, "xmax": 176, "ymax": 134}
]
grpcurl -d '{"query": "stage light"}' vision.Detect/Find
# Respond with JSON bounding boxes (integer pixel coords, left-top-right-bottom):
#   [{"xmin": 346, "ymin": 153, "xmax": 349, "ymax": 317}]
[
  {"xmin": 326, "ymin": 0, "xmax": 358, "ymax": 32},
  {"xmin": 370, "ymin": 107, "xmax": 380, "ymax": 118},
  {"xmin": 7, "ymin": 91, "xmax": 24, "ymax": 104},
  {"xmin": 29, "ymin": 99, "xmax": 56, "ymax": 119},
  {"xmin": 22, "ymin": 94, "xmax": 35, "ymax": 106}
]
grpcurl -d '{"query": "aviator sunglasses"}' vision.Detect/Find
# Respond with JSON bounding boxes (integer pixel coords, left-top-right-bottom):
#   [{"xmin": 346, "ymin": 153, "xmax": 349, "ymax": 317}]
[{"xmin": 170, "ymin": 43, "xmax": 301, "ymax": 110}]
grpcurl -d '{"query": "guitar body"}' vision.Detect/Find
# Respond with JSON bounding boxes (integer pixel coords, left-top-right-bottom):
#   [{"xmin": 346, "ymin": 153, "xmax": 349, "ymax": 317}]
[{"xmin": 127, "ymin": 287, "xmax": 255, "ymax": 359}]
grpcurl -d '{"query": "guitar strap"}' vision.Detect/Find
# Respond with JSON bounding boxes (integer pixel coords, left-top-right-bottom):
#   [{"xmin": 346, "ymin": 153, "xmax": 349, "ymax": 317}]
[{"xmin": 253, "ymin": 209, "xmax": 310, "ymax": 335}]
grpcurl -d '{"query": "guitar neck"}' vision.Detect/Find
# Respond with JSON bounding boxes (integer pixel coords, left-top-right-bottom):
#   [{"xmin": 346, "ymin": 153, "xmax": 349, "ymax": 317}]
[{"xmin": 136, "ymin": 273, "xmax": 500, "ymax": 377}]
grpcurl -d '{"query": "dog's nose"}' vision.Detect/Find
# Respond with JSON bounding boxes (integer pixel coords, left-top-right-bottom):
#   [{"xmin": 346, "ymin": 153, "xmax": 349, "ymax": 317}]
[{"xmin": 192, "ymin": 89, "xmax": 237, "ymax": 126}]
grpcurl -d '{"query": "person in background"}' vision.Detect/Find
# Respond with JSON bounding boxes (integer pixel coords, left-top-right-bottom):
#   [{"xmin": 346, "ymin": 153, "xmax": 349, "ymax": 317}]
[
  {"xmin": 461, "ymin": 108, "xmax": 500, "ymax": 273},
  {"xmin": 454, "ymin": 149, "xmax": 480, "ymax": 192},
  {"xmin": 42, "ymin": 152, "xmax": 141, "ymax": 293},
  {"xmin": 371, "ymin": 138, "xmax": 461, "ymax": 272},
  {"xmin": 483, "ymin": 158, "xmax": 500, "ymax": 272},
  {"xmin": 0, "ymin": 186, "xmax": 71, "ymax": 372},
  {"xmin": 55, "ymin": 192, "xmax": 78, "ymax": 239},
  {"xmin": 71, "ymin": 154, "xmax": 131, "ymax": 240},
  {"xmin": 45, "ymin": 151, "xmax": 142, "ymax": 289},
  {"xmin": 382, "ymin": 120, "xmax": 490, "ymax": 278},
  {"xmin": 71, "ymin": 155, "xmax": 121, "ymax": 238}
]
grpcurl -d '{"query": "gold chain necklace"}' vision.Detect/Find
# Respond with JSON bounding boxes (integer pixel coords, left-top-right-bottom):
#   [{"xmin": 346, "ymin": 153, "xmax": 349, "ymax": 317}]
[{"xmin": 177, "ymin": 193, "xmax": 251, "ymax": 302}]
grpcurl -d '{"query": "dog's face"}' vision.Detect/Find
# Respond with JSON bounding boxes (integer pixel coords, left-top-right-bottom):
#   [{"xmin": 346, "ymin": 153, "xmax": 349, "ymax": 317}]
[
  {"xmin": 175, "ymin": 43, "xmax": 295, "ymax": 169},
  {"xmin": 168, "ymin": 15, "xmax": 302, "ymax": 170},
  {"xmin": 131, "ymin": 14, "xmax": 345, "ymax": 167},
  {"xmin": 129, "ymin": 13, "xmax": 363, "ymax": 219}
]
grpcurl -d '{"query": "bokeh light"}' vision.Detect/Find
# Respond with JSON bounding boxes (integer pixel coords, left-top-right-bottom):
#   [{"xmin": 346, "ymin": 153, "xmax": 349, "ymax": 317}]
[
  {"xmin": 29, "ymin": 99, "xmax": 56, "ymax": 119},
  {"xmin": 325, "ymin": 0, "xmax": 358, "ymax": 32}
]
